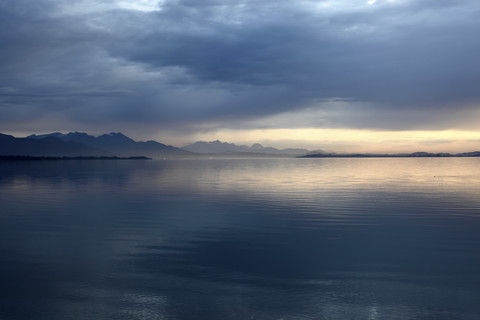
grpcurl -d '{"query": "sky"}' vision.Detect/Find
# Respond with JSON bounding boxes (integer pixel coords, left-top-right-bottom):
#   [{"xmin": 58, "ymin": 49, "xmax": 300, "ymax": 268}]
[{"xmin": 1, "ymin": 0, "xmax": 480, "ymax": 152}]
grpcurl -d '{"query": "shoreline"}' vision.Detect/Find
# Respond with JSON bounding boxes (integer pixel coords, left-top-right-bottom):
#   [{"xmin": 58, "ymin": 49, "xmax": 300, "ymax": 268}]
[{"xmin": 0, "ymin": 155, "xmax": 151, "ymax": 161}]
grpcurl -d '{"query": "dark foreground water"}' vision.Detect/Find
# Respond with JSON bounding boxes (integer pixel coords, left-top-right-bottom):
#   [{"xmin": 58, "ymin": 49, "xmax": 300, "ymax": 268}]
[{"xmin": 1, "ymin": 158, "xmax": 480, "ymax": 319}]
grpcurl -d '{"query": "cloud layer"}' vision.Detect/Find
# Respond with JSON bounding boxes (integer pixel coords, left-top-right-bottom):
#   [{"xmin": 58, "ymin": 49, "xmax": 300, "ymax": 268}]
[{"xmin": 1, "ymin": 0, "xmax": 480, "ymax": 139}]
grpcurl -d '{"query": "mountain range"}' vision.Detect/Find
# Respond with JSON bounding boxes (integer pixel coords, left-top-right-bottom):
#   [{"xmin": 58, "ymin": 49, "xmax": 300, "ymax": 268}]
[
  {"xmin": 1, "ymin": 132, "xmax": 189, "ymax": 157},
  {"xmin": 2, "ymin": 132, "xmax": 480, "ymax": 158},
  {"xmin": 0, "ymin": 133, "xmax": 104, "ymax": 156},
  {"xmin": 0, "ymin": 132, "xmax": 314, "ymax": 158},
  {"xmin": 181, "ymin": 140, "xmax": 314, "ymax": 155}
]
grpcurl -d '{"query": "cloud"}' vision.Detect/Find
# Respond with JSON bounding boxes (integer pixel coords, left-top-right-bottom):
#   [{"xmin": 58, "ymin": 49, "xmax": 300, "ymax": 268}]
[{"xmin": 1, "ymin": 0, "xmax": 480, "ymax": 138}]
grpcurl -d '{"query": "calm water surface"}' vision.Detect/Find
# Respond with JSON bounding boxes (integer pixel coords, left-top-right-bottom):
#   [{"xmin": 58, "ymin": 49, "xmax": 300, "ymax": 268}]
[{"xmin": 1, "ymin": 158, "xmax": 480, "ymax": 319}]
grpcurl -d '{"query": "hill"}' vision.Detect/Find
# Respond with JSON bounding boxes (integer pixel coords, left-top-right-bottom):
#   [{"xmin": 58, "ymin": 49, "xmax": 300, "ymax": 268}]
[{"xmin": 299, "ymin": 151, "xmax": 480, "ymax": 158}]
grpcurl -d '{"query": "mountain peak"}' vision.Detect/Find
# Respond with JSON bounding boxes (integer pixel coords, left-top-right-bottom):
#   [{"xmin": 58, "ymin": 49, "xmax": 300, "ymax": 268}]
[
  {"xmin": 107, "ymin": 132, "xmax": 125, "ymax": 136},
  {"xmin": 98, "ymin": 132, "xmax": 134, "ymax": 142},
  {"xmin": 65, "ymin": 131, "xmax": 89, "ymax": 137},
  {"xmin": 27, "ymin": 132, "xmax": 64, "ymax": 139}
]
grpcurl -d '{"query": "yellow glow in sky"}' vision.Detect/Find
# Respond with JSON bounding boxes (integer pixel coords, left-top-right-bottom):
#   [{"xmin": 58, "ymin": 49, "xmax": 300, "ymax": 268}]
[{"xmin": 9, "ymin": 128, "xmax": 480, "ymax": 154}]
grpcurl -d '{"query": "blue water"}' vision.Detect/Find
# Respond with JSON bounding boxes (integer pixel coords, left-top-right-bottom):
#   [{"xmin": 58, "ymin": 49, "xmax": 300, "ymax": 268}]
[{"xmin": 1, "ymin": 158, "xmax": 480, "ymax": 319}]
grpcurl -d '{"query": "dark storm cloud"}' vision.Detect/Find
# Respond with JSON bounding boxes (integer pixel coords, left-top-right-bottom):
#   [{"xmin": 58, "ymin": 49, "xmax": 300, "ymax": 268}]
[{"xmin": 1, "ymin": 0, "xmax": 480, "ymax": 134}]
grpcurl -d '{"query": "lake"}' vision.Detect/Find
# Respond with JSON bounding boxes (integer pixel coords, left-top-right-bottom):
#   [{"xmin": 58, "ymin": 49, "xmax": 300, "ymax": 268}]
[{"xmin": 1, "ymin": 158, "xmax": 480, "ymax": 319}]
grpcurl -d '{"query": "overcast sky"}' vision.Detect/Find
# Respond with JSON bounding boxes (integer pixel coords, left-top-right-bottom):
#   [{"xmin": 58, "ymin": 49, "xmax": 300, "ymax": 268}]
[{"xmin": 1, "ymin": 0, "xmax": 480, "ymax": 151}]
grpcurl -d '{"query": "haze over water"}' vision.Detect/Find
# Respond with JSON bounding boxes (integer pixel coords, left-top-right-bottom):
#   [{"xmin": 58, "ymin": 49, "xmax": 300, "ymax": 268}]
[{"xmin": 1, "ymin": 158, "xmax": 480, "ymax": 319}]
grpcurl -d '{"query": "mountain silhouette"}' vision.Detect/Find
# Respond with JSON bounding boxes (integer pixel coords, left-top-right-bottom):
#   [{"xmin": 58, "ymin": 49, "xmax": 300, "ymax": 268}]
[
  {"xmin": 0, "ymin": 133, "xmax": 104, "ymax": 156},
  {"xmin": 3, "ymin": 132, "xmax": 189, "ymax": 157},
  {"xmin": 182, "ymin": 140, "xmax": 312, "ymax": 155}
]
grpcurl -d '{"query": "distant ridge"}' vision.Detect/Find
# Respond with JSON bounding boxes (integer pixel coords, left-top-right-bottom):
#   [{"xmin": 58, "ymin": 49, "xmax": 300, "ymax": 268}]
[
  {"xmin": 0, "ymin": 133, "xmax": 104, "ymax": 156},
  {"xmin": 1, "ymin": 132, "xmax": 189, "ymax": 158},
  {"xmin": 182, "ymin": 140, "xmax": 315, "ymax": 155},
  {"xmin": 27, "ymin": 132, "xmax": 189, "ymax": 157},
  {"xmin": 299, "ymin": 151, "xmax": 480, "ymax": 158}
]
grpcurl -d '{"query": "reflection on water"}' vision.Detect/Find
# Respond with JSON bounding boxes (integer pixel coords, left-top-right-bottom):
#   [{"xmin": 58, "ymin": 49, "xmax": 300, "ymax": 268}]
[{"xmin": 1, "ymin": 158, "xmax": 480, "ymax": 319}]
